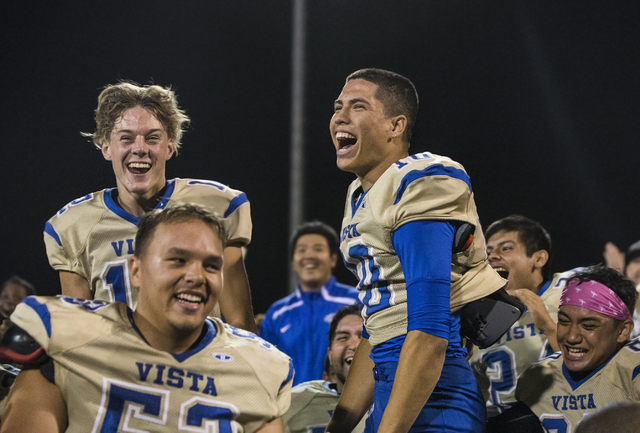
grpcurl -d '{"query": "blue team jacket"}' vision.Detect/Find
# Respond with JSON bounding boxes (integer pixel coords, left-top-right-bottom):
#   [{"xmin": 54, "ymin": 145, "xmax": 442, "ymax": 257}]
[{"xmin": 259, "ymin": 277, "xmax": 359, "ymax": 385}]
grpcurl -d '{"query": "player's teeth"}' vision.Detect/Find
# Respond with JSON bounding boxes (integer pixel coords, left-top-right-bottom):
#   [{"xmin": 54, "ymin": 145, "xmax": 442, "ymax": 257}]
[
  {"xmin": 346, "ymin": 357, "xmax": 353, "ymax": 364},
  {"xmin": 177, "ymin": 294, "xmax": 202, "ymax": 303},
  {"xmin": 129, "ymin": 163, "xmax": 150, "ymax": 168},
  {"xmin": 567, "ymin": 347, "xmax": 586, "ymax": 357},
  {"xmin": 336, "ymin": 132, "xmax": 356, "ymax": 139}
]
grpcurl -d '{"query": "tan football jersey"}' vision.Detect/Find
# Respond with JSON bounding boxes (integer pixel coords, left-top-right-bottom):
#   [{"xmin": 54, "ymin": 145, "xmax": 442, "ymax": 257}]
[
  {"xmin": 516, "ymin": 339, "xmax": 640, "ymax": 433},
  {"xmin": 340, "ymin": 152, "xmax": 505, "ymax": 346},
  {"xmin": 43, "ymin": 178, "xmax": 251, "ymax": 308},
  {"xmin": 11, "ymin": 296, "xmax": 292, "ymax": 433},
  {"xmin": 471, "ymin": 270, "xmax": 579, "ymax": 404},
  {"xmin": 283, "ymin": 380, "xmax": 366, "ymax": 433}
]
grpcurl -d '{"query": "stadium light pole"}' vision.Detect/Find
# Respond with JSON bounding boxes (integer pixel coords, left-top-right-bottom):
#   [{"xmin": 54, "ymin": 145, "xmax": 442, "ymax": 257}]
[{"xmin": 289, "ymin": 0, "xmax": 307, "ymax": 292}]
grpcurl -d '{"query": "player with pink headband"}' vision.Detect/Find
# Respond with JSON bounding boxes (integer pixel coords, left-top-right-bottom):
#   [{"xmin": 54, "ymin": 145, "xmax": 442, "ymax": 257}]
[{"xmin": 510, "ymin": 265, "xmax": 640, "ymax": 433}]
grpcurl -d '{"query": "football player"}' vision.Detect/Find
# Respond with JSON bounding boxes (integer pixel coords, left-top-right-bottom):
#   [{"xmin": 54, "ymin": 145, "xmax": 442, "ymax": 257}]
[
  {"xmin": 284, "ymin": 304, "xmax": 366, "ymax": 433},
  {"xmin": 2, "ymin": 205, "xmax": 292, "ymax": 432},
  {"xmin": 43, "ymin": 82, "xmax": 255, "ymax": 332},
  {"xmin": 515, "ymin": 265, "xmax": 639, "ymax": 432},
  {"xmin": 471, "ymin": 215, "xmax": 578, "ymax": 405},
  {"xmin": 325, "ymin": 68, "xmax": 506, "ymax": 433}
]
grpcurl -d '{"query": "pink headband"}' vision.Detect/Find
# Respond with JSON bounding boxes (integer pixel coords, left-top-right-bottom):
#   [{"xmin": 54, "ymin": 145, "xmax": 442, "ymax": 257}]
[{"xmin": 559, "ymin": 279, "xmax": 631, "ymax": 321}]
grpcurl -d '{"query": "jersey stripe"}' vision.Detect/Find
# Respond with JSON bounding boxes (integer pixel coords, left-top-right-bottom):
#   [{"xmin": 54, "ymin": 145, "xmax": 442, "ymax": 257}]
[
  {"xmin": 394, "ymin": 164, "xmax": 472, "ymax": 205},
  {"xmin": 24, "ymin": 296, "xmax": 52, "ymax": 337},
  {"xmin": 225, "ymin": 193, "xmax": 248, "ymax": 218},
  {"xmin": 44, "ymin": 222, "xmax": 62, "ymax": 246},
  {"xmin": 272, "ymin": 299, "xmax": 305, "ymax": 320}
]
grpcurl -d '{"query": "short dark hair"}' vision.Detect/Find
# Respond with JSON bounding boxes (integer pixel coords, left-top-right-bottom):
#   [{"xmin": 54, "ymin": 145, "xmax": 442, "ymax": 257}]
[
  {"xmin": 290, "ymin": 221, "xmax": 340, "ymax": 259},
  {"xmin": 328, "ymin": 304, "xmax": 362, "ymax": 346},
  {"xmin": 134, "ymin": 205, "xmax": 225, "ymax": 259},
  {"xmin": 0, "ymin": 276, "xmax": 36, "ymax": 297},
  {"xmin": 485, "ymin": 215, "xmax": 553, "ymax": 279},
  {"xmin": 346, "ymin": 68, "xmax": 419, "ymax": 142},
  {"xmin": 566, "ymin": 265, "xmax": 638, "ymax": 317}
]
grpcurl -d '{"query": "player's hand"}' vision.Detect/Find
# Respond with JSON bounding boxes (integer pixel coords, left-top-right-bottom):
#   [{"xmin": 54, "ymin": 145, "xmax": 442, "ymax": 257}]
[
  {"xmin": 507, "ymin": 289, "xmax": 558, "ymax": 351},
  {"xmin": 603, "ymin": 242, "xmax": 625, "ymax": 273}
]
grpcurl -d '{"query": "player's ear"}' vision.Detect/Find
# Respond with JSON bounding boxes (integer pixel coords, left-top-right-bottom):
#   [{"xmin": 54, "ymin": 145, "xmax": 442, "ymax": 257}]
[
  {"xmin": 101, "ymin": 141, "xmax": 112, "ymax": 161},
  {"xmin": 166, "ymin": 141, "xmax": 175, "ymax": 160},
  {"xmin": 389, "ymin": 115, "xmax": 407, "ymax": 139},
  {"xmin": 532, "ymin": 249, "xmax": 549, "ymax": 270},
  {"xmin": 129, "ymin": 256, "xmax": 141, "ymax": 288},
  {"xmin": 617, "ymin": 319, "xmax": 634, "ymax": 344}
]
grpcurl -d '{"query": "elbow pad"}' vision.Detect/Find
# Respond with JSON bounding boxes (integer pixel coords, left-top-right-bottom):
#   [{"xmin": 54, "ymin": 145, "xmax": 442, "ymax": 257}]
[{"xmin": 0, "ymin": 324, "xmax": 46, "ymax": 366}]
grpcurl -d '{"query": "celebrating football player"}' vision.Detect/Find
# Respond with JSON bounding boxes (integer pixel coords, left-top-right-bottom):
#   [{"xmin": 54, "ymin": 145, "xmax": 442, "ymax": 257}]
[
  {"xmin": 326, "ymin": 68, "xmax": 506, "ymax": 433},
  {"xmin": 43, "ymin": 82, "xmax": 255, "ymax": 332},
  {"xmin": 3, "ymin": 205, "xmax": 292, "ymax": 432}
]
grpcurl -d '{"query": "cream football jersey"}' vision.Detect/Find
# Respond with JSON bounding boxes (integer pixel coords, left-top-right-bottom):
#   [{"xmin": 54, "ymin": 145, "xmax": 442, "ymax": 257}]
[
  {"xmin": 283, "ymin": 380, "xmax": 366, "ymax": 433},
  {"xmin": 471, "ymin": 270, "xmax": 580, "ymax": 405},
  {"xmin": 43, "ymin": 178, "xmax": 251, "ymax": 307},
  {"xmin": 340, "ymin": 152, "xmax": 505, "ymax": 346},
  {"xmin": 11, "ymin": 296, "xmax": 293, "ymax": 433},
  {"xmin": 515, "ymin": 339, "xmax": 640, "ymax": 433}
]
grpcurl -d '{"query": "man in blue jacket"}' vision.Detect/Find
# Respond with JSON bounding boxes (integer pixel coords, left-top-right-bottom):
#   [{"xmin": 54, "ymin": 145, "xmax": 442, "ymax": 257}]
[{"xmin": 260, "ymin": 221, "xmax": 359, "ymax": 385}]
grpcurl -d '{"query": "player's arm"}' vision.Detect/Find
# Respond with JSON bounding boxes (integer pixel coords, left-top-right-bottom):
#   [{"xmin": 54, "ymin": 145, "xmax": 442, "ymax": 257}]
[
  {"xmin": 218, "ymin": 245, "xmax": 257, "ymax": 333},
  {"xmin": 256, "ymin": 417, "xmax": 284, "ymax": 433},
  {"xmin": 378, "ymin": 220, "xmax": 454, "ymax": 433},
  {"xmin": 59, "ymin": 271, "xmax": 93, "ymax": 300},
  {"xmin": 508, "ymin": 289, "xmax": 559, "ymax": 352},
  {"xmin": 326, "ymin": 337, "xmax": 375, "ymax": 433},
  {"xmin": 0, "ymin": 369, "xmax": 67, "ymax": 433},
  {"xmin": 380, "ymin": 331, "xmax": 447, "ymax": 432}
]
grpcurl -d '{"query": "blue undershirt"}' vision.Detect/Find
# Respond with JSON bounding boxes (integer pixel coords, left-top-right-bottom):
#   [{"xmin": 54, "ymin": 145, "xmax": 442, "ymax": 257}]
[{"xmin": 371, "ymin": 220, "xmax": 466, "ymax": 363}]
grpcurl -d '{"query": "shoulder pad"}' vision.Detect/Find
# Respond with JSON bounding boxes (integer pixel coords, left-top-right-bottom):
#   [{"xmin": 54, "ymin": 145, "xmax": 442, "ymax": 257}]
[{"xmin": 0, "ymin": 324, "xmax": 46, "ymax": 366}]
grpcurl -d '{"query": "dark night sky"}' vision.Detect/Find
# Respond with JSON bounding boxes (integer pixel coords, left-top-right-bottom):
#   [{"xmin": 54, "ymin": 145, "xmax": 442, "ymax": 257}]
[{"xmin": 1, "ymin": 1, "xmax": 639, "ymax": 314}]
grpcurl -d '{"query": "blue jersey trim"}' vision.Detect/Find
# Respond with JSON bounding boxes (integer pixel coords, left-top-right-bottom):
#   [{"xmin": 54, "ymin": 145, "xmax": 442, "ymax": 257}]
[
  {"xmin": 561, "ymin": 356, "xmax": 611, "ymax": 391},
  {"xmin": 537, "ymin": 280, "xmax": 552, "ymax": 297},
  {"xmin": 44, "ymin": 222, "xmax": 62, "ymax": 246},
  {"xmin": 224, "ymin": 192, "xmax": 248, "ymax": 218},
  {"xmin": 394, "ymin": 164, "xmax": 472, "ymax": 205},
  {"xmin": 280, "ymin": 358, "xmax": 295, "ymax": 391},
  {"xmin": 351, "ymin": 187, "xmax": 368, "ymax": 218},
  {"xmin": 104, "ymin": 180, "xmax": 176, "ymax": 226},
  {"xmin": 633, "ymin": 364, "xmax": 640, "ymax": 381},
  {"xmin": 171, "ymin": 320, "xmax": 217, "ymax": 363},
  {"xmin": 24, "ymin": 297, "xmax": 52, "ymax": 338},
  {"xmin": 127, "ymin": 307, "xmax": 217, "ymax": 362}
]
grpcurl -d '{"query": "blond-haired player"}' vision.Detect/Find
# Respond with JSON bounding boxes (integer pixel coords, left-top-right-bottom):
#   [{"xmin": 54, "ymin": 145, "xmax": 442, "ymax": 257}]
[{"xmin": 43, "ymin": 82, "xmax": 255, "ymax": 332}]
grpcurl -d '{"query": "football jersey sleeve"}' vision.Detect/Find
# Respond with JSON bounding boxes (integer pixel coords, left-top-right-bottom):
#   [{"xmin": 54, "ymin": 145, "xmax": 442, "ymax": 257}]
[
  {"xmin": 171, "ymin": 179, "xmax": 252, "ymax": 246},
  {"xmin": 43, "ymin": 193, "xmax": 103, "ymax": 279},
  {"xmin": 9, "ymin": 297, "xmax": 52, "ymax": 352},
  {"xmin": 369, "ymin": 159, "xmax": 474, "ymax": 232}
]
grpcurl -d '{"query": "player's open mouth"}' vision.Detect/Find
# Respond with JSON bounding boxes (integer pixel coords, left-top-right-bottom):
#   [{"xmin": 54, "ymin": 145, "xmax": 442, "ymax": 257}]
[
  {"xmin": 565, "ymin": 346, "xmax": 587, "ymax": 358},
  {"xmin": 345, "ymin": 356, "xmax": 353, "ymax": 365},
  {"xmin": 492, "ymin": 266, "xmax": 509, "ymax": 279},
  {"xmin": 127, "ymin": 162, "xmax": 151, "ymax": 174},
  {"xmin": 336, "ymin": 132, "xmax": 357, "ymax": 154},
  {"xmin": 175, "ymin": 293, "xmax": 205, "ymax": 305}
]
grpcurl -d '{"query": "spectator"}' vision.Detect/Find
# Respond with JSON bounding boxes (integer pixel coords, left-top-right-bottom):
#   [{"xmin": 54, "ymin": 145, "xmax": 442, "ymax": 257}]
[{"xmin": 260, "ymin": 221, "xmax": 359, "ymax": 385}]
